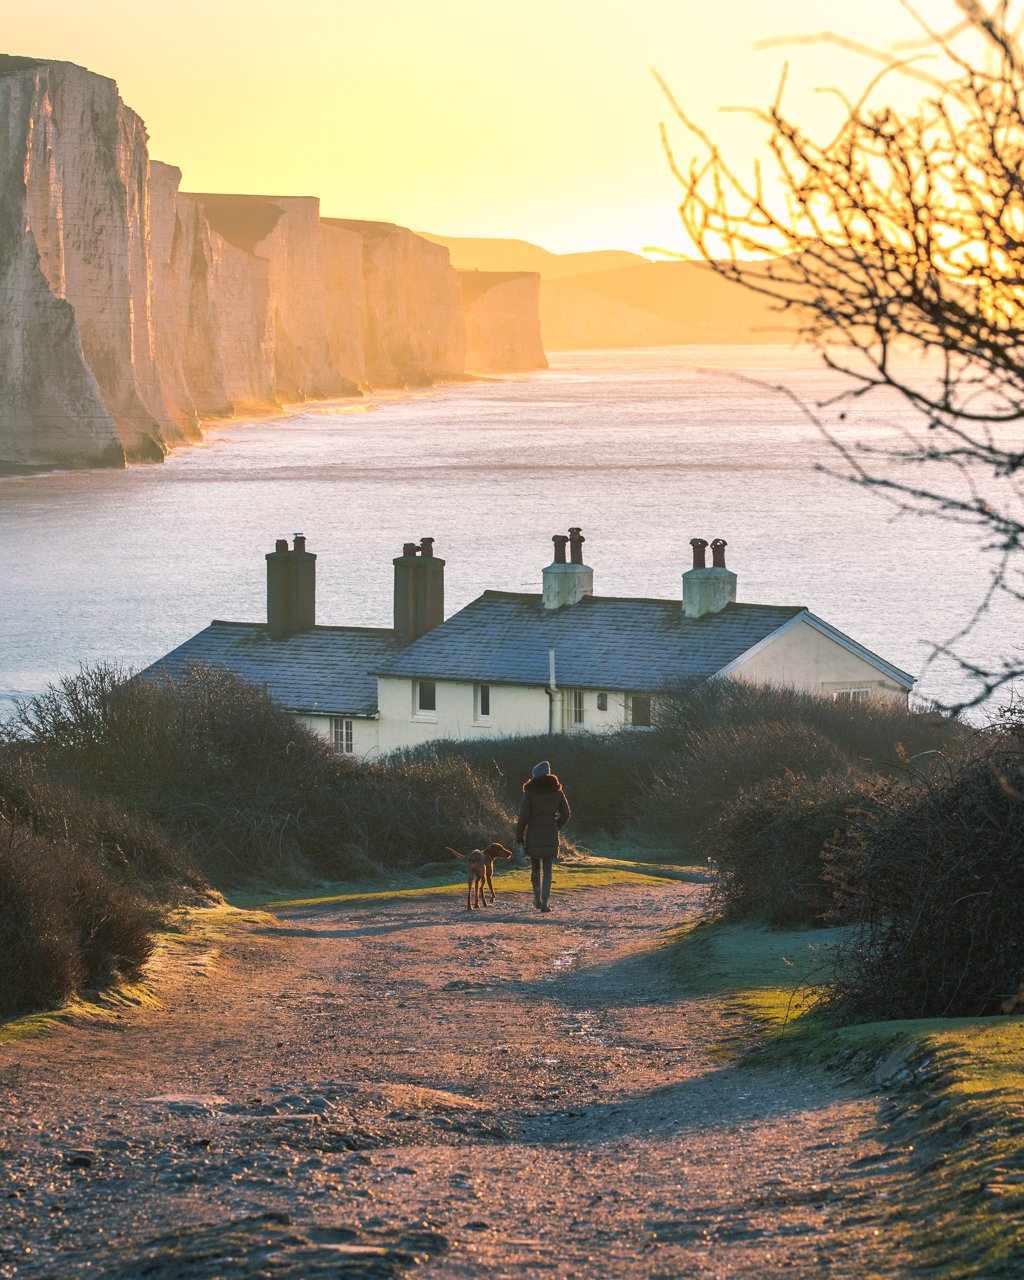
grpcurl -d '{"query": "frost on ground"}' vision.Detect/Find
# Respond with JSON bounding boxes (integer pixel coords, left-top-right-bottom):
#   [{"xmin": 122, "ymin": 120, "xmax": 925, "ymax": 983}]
[{"xmin": 0, "ymin": 877, "xmax": 922, "ymax": 1278}]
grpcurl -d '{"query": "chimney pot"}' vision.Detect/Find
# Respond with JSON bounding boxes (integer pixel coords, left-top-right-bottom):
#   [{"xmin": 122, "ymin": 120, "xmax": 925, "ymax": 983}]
[
  {"xmin": 293, "ymin": 533, "xmax": 306, "ymax": 554},
  {"xmin": 711, "ymin": 538, "xmax": 728, "ymax": 569},
  {"xmin": 394, "ymin": 540, "xmax": 445, "ymax": 643},
  {"xmin": 552, "ymin": 534, "xmax": 569, "ymax": 565},
  {"xmin": 690, "ymin": 537, "xmax": 709, "ymax": 570},
  {"xmin": 568, "ymin": 527, "xmax": 585, "ymax": 565},
  {"xmin": 275, "ymin": 538, "xmax": 288, "ymax": 553}
]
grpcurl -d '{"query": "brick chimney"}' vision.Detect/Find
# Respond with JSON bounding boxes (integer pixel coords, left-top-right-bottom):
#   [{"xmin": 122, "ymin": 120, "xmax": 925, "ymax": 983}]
[
  {"xmin": 394, "ymin": 537, "xmax": 445, "ymax": 645},
  {"xmin": 683, "ymin": 537, "xmax": 736, "ymax": 618},
  {"xmin": 543, "ymin": 527, "xmax": 594, "ymax": 609},
  {"xmin": 266, "ymin": 533, "xmax": 317, "ymax": 640}
]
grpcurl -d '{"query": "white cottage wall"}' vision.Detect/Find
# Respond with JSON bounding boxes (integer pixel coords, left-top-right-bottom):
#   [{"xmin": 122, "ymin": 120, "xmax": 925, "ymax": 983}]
[
  {"xmin": 726, "ymin": 619, "xmax": 908, "ymax": 699},
  {"xmin": 295, "ymin": 714, "xmax": 381, "ymax": 759}
]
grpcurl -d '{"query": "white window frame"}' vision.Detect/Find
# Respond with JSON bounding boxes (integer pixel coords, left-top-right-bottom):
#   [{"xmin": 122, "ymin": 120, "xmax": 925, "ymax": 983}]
[
  {"xmin": 832, "ymin": 687, "xmax": 874, "ymax": 704},
  {"xmin": 571, "ymin": 689, "xmax": 585, "ymax": 727},
  {"xmin": 330, "ymin": 716, "xmax": 354, "ymax": 754},
  {"xmin": 474, "ymin": 683, "xmax": 491, "ymax": 723},
  {"xmin": 413, "ymin": 679, "xmax": 438, "ymax": 720},
  {"xmin": 628, "ymin": 694, "xmax": 653, "ymax": 729}
]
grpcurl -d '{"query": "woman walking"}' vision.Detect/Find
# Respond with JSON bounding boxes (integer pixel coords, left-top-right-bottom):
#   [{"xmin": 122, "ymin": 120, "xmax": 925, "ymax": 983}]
[{"xmin": 515, "ymin": 761, "xmax": 571, "ymax": 913}]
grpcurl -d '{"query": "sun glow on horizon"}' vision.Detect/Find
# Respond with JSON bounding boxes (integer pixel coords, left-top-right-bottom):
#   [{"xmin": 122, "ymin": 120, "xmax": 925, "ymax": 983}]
[{"xmin": 3, "ymin": 0, "xmax": 974, "ymax": 257}]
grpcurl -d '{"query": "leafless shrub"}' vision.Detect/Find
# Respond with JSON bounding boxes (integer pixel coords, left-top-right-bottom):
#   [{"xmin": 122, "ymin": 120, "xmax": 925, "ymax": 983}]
[
  {"xmin": 823, "ymin": 719, "xmax": 1024, "ymax": 1018},
  {"xmin": 0, "ymin": 817, "xmax": 153, "ymax": 1016}
]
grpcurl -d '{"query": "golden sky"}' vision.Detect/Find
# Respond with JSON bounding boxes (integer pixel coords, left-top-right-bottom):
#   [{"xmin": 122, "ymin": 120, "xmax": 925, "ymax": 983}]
[{"xmin": 5, "ymin": 0, "xmax": 968, "ymax": 255}]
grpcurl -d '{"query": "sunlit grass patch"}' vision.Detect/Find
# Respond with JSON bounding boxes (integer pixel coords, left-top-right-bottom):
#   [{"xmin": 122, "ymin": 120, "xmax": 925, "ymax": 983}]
[
  {"xmin": 664, "ymin": 917, "xmax": 841, "ymax": 1034},
  {"xmin": 665, "ymin": 917, "xmax": 1024, "ymax": 1276},
  {"xmin": 250, "ymin": 865, "xmax": 680, "ymax": 911}
]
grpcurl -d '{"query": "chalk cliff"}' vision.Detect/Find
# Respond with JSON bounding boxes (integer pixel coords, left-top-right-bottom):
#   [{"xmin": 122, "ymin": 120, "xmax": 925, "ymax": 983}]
[
  {"xmin": 191, "ymin": 194, "xmax": 359, "ymax": 402},
  {"xmin": 0, "ymin": 57, "xmax": 549, "ymax": 471},
  {"xmin": 0, "ymin": 56, "xmax": 182, "ymax": 467},
  {"xmin": 325, "ymin": 220, "xmax": 465, "ymax": 387},
  {"xmin": 461, "ymin": 272, "xmax": 547, "ymax": 372}
]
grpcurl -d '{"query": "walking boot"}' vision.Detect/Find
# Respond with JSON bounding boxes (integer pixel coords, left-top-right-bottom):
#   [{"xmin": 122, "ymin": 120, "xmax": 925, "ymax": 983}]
[
  {"xmin": 540, "ymin": 897, "xmax": 552, "ymax": 913},
  {"xmin": 533, "ymin": 889, "xmax": 542, "ymax": 910}
]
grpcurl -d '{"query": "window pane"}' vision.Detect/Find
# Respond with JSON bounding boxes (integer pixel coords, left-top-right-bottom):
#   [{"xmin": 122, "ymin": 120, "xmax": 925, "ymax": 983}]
[
  {"xmin": 479, "ymin": 684, "xmax": 490, "ymax": 717},
  {"xmin": 418, "ymin": 681, "xmax": 436, "ymax": 712},
  {"xmin": 631, "ymin": 695, "xmax": 652, "ymax": 727},
  {"xmin": 330, "ymin": 717, "xmax": 354, "ymax": 753},
  {"xmin": 572, "ymin": 690, "xmax": 585, "ymax": 724}
]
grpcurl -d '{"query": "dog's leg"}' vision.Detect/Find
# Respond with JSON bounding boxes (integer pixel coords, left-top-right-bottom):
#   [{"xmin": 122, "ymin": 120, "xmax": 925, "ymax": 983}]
[
  {"xmin": 485, "ymin": 864, "xmax": 496, "ymax": 904},
  {"xmin": 467, "ymin": 873, "xmax": 472, "ymax": 911},
  {"xmin": 477, "ymin": 875, "xmax": 488, "ymax": 907}
]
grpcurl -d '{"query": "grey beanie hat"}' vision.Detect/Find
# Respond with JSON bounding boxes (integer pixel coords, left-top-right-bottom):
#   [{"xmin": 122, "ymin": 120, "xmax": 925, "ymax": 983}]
[{"xmin": 531, "ymin": 760, "xmax": 551, "ymax": 778}]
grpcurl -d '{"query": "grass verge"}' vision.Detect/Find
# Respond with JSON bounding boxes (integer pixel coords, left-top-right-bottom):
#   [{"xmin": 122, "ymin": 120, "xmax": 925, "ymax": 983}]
[{"xmin": 665, "ymin": 917, "xmax": 1024, "ymax": 1277}]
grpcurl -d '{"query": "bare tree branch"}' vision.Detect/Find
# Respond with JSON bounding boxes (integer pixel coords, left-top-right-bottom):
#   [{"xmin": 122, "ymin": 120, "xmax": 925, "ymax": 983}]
[{"xmin": 660, "ymin": 3, "xmax": 1024, "ymax": 709}]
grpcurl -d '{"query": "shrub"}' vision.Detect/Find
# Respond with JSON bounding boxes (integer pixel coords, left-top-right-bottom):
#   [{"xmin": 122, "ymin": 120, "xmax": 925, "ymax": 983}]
[
  {"xmin": 0, "ymin": 817, "xmax": 153, "ymax": 1016},
  {"xmin": 388, "ymin": 731, "xmax": 674, "ymax": 836},
  {"xmin": 824, "ymin": 729, "xmax": 1024, "ymax": 1020},
  {"xmin": 0, "ymin": 744, "xmax": 202, "ymax": 896},
  {"xmin": 9, "ymin": 665, "xmax": 514, "ymax": 883},
  {"xmin": 654, "ymin": 678, "xmax": 961, "ymax": 763},
  {"xmin": 704, "ymin": 770, "xmax": 883, "ymax": 926},
  {"xmin": 627, "ymin": 721, "xmax": 853, "ymax": 859}
]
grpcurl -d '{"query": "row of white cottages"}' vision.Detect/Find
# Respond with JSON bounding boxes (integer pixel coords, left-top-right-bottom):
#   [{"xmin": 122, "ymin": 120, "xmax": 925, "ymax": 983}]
[{"xmin": 145, "ymin": 529, "xmax": 914, "ymax": 757}]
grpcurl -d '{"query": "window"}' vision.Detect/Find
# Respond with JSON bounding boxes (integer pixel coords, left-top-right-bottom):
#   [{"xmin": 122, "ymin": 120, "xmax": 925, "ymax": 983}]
[
  {"xmin": 596, "ymin": 692, "xmax": 608, "ymax": 711},
  {"xmin": 330, "ymin": 717, "xmax": 354, "ymax": 754},
  {"xmin": 416, "ymin": 680, "xmax": 437, "ymax": 715},
  {"xmin": 572, "ymin": 689, "xmax": 585, "ymax": 726},
  {"xmin": 833, "ymin": 688, "xmax": 873, "ymax": 704},
  {"xmin": 475, "ymin": 683, "xmax": 491, "ymax": 721},
  {"xmin": 630, "ymin": 695, "xmax": 652, "ymax": 728}
]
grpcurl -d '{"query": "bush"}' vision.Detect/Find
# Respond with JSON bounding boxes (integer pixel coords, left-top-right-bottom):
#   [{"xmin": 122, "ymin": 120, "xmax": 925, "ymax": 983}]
[
  {"xmin": 704, "ymin": 770, "xmax": 885, "ymax": 926},
  {"xmin": 9, "ymin": 665, "xmax": 514, "ymax": 883},
  {"xmin": 388, "ymin": 731, "xmax": 674, "ymax": 836},
  {"xmin": 0, "ymin": 744, "xmax": 202, "ymax": 896},
  {"xmin": 824, "ymin": 729, "xmax": 1024, "ymax": 1020},
  {"xmin": 627, "ymin": 721, "xmax": 853, "ymax": 860},
  {"xmin": 0, "ymin": 817, "xmax": 153, "ymax": 1016},
  {"xmin": 653, "ymin": 679, "xmax": 960, "ymax": 766}
]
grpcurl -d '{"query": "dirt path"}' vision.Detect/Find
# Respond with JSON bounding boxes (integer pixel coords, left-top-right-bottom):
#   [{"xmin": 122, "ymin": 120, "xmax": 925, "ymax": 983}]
[{"xmin": 0, "ymin": 875, "xmax": 921, "ymax": 1278}]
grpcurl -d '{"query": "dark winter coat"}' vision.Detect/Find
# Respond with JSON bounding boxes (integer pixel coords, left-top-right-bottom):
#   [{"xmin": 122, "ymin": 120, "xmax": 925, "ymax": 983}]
[{"xmin": 515, "ymin": 774, "xmax": 571, "ymax": 860}]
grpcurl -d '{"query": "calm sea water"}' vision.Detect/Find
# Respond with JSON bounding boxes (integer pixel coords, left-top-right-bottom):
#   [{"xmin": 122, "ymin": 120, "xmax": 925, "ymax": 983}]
[{"xmin": 0, "ymin": 346, "xmax": 1014, "ymax": 713}]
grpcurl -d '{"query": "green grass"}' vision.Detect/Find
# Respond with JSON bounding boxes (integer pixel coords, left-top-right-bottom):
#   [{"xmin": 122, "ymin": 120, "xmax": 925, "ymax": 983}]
[
  {"xmin": 247, "ymin": 862, "xmax": 685, "ymax": 911},
  {"xmin": 665, "ymin": 916, "xmax": 1024, "ymax": 1277}
]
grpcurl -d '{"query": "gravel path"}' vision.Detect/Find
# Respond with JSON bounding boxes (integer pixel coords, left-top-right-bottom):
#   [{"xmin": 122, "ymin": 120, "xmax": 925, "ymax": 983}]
[{"xmin": 0, "ymin": 876, "xmax": 920, "ymax": 1278}]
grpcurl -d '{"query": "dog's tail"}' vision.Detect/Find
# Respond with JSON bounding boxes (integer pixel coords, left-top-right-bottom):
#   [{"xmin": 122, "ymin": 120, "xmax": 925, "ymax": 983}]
[{"xmin": 445, "ymin": 846, "xmax": 469, "ymax": 862}]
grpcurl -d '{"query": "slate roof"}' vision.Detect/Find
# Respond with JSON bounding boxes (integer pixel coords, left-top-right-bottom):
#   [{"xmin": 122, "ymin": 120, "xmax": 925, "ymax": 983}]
[
  {"xmin": 375, "ymin": 592, "xmax": 808, "ymax": 693},
  {"xmin": 143, "ymin": 622, "xmax": 398, "ymax": 716}
]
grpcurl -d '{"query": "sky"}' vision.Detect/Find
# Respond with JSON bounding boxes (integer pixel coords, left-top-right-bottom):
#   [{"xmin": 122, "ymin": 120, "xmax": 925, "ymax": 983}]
[{"xmin": 4, "ymin": 0, "xmax": 978, "ymax": 255}]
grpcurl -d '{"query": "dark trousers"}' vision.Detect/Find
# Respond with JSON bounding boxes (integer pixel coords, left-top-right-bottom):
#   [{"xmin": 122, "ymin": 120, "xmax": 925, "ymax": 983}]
[{"xmin": 530, "ymin": 857, "xmax": 554, "ymax": 903}]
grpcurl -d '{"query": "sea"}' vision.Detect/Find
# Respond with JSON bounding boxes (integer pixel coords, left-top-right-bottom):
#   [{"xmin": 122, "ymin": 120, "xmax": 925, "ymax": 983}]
[{"xmin": 0, "ymin": 346, "xmax": 1015, "ymax": 716}]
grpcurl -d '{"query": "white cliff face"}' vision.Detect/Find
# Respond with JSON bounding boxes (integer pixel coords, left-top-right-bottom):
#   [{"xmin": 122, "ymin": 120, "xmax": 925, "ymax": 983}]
[
  {"xmin": 193, "ymin": 194, "xmax": 357, "ymax": 402},
  {"xmin": 0, "ymin": 57, "xmax": 546, "ymax": 471},
  {"xmin": 320, "ymin": 221, "xmax": 367, "ymax": 390},
  {"xmin": 4, "ymin": 58, "xmax": 183, "ymax": 462},
  {"xmin": 325, "ymin": 220, "xmax": 466, "ymax": 387},
  {"xmin": 150, "ymin": 165, "xmax": 275, "ymax": 420},
  {"xmin": 461, "ymin": 272, "xmax": 547, "ymax": 373},
  {"xmin": 0, "ymin": 62, "xmax": 122, "ymax": 469}
]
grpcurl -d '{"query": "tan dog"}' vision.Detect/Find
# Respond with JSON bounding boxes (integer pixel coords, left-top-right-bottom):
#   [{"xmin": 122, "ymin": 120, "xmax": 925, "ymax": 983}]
[{"xmin": 445, "ymin": 843, "xmax": 514, "ymax": 910}]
